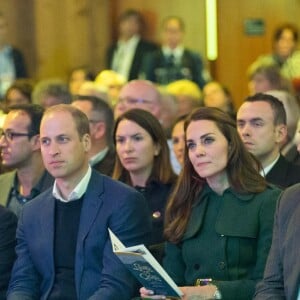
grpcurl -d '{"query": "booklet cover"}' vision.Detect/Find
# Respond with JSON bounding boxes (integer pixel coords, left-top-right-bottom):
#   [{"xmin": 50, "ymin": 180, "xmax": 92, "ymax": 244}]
[{"xmin": 108, "ymin": 229, "xmax": 183, "ymax": 299}]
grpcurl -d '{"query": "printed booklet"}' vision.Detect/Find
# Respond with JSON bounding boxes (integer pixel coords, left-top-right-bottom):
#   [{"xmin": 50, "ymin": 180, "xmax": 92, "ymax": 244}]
[{"xmin": 108, "ymin": 229, "xmax": 183, "ymax": 299}]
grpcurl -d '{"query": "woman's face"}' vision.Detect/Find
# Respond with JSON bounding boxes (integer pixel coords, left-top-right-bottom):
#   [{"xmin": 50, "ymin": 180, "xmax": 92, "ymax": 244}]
[
  {"xmin": 115, "ymin": 119, "xmax": 160, "ymax": 176},
  {"xmin": 275, "ymin": 29, "xmax": 296, "ymax": 59},
  {"xmin": 203, "ymin": 82, "xmax": 229, "ymax": 112},
  {"xmin": 186, "ymin": 120, "xmax": 229, "ymax": 182},
  {"xmin": 171, "ymin": 120, "xmax": 185, "ymax": 166}
]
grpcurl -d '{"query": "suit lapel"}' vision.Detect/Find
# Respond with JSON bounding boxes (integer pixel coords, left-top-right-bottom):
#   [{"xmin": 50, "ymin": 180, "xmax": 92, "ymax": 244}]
[
  {"xmin": 75, "ymin": 172, "xmax": 104, "ymax": 293},
  {"xmin": 39, "ymin": 193, "xmax": 56, "ymax": 273}
]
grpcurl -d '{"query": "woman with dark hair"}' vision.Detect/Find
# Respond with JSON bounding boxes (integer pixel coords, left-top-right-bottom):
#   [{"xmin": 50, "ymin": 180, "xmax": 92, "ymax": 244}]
[
  {"xmin": 248, "ymin": 23, "xmax": 300, "ymax": 83},
  {"xmin": 141, "ymin": 107, "xmax": 281, "ymax": 299},
  {"xmin": 113, "ymin": 108, "xmax": 176, "ymax": 261}
]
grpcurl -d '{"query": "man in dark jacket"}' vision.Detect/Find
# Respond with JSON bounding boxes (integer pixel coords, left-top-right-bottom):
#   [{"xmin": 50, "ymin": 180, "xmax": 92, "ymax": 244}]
[
  {"xmin": 237, "ymin": 93, "xmax": 300, "ymax": 188},
  {"xmin": 106, "ymin": 9, "xmax": 157, "ymax": 81}
]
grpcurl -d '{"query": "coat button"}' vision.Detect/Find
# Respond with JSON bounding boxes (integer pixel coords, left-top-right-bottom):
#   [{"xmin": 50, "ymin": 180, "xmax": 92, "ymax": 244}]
[
  {"xmin": 194, "ymin": 264, "xmax": 200, "ymax": 270},
  {"xmin": 218, "ymin": 261, "xmax": 226, "ymax": 270}
]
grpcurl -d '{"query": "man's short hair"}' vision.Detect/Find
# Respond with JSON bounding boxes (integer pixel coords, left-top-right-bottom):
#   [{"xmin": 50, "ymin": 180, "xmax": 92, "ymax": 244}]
[
  {"xmin": 72, "ymin": 95, "xmax": 114, "ymax": 143},
  {"xmin": 44, "ymin": 104, "xmax": 90, "ymax": 138},
  {"xmin": 244, "ymin": 93, "xmax": 287, "ymax": 125},
  {"xmin": 8, "ymin": 104, "xmax": 45, "ymax": 136},
  {"xmin": 32, "ymin": 79, "xmax": 72, "ymax": 106}
]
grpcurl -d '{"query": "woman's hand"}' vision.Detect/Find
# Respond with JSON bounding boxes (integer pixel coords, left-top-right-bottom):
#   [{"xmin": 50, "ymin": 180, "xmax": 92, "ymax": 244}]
[
  {"xmin": 139, "ymin": 287, "xmax": 167, "ymax": 299},
  {"xmin": 180, "ymin": 285, "xmax": 218, "ymax": 300},
  {"xmin": 140, "ymin": 284, "xmax": 218, "ymax": 299}
]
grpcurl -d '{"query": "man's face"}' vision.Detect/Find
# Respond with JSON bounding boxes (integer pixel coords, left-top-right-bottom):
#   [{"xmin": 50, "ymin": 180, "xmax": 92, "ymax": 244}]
[
  {"xmin": 0, "ymin": 111, "xmax": 36, "ymax": 168},
  {"xmin": 237, "ymin": 101, "xmax": 285, "ymax": 166},
  {"xmin": 40, "ymin": 110, "xmax": 90, "ymax": 184},
  {"xmin": 118, "ymin": 81, "xmax": 161, "ymax": 119},
  {"xmin": 72, "ymin": 100, "xmax": 104, "ymax": 142},
  {"xmin": 162, "ymin": 18, "xmax": 184, "ymax": 49}
]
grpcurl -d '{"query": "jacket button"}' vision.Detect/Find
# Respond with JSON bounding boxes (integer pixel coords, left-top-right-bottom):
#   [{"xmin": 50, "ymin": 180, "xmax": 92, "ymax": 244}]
[
  {"xmin": 218, "ymin": 262, "xmax": 226, "ymax": 270},
  {"xmin": 194, "ymin": 264, "xmax": 200, "ymax": 270}
]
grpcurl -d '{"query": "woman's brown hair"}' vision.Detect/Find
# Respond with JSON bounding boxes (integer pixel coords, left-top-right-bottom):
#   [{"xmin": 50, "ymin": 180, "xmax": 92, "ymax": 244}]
[{"xmin": 164, "ymin": 107, "xmax": 267, "ymax": 243}]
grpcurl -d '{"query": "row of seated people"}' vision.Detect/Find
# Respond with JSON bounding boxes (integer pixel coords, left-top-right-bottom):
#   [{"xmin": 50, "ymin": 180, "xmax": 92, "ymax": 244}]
[
  {"xmin": 1, "ymin": 11, "xmax": 300, "ymax": 299},
  {"xmin": 1, "ymin": 84, "xmax": 300, "ymax": 298}
]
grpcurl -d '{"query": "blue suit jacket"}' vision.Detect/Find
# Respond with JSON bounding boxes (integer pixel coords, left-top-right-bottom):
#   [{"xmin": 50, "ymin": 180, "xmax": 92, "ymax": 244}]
[{"xmin": 7, "ymin": 170, "xmax": 152, "ymax": 300}]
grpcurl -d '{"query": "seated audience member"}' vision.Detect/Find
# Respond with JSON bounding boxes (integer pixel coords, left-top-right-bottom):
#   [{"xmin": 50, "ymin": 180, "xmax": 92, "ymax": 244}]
[
  {"xmin": 166, "ymin": 79, "xmax": 202, "ymax": 117},
  {"xmin": 142, "ymin": 16, "xmax": 207, "ymax": 88},
  {"xmin": 170, "ymin": 114, "xmax": 187, "ymax": 171},
  {"xmin": 3, "ymin": 79, "xmax": 34, "ymax": 112},
  {"xmin": 68, "ymin": 66, "xmax": 94, "ymax": 95},
  {"xmin": 0, "ymin": 12, "xmax": 27, "ymax": 99},
  {"xmin": 32, "ymin": 79, "xmax": 72, "ymax": 108},
  {"xmin": 237, "ymin": 93, "xmax": 300, "ymax": 188},
  {"xmin": 140, "ymin": 107, "xmax": 281, "ymax": 300},
  {"xmin": 116, "ymin": 79, "xmax": 181, "ymax": 175},
  {"xmin": 266, "ymin": 89, "xmax": 300, "ymax": 162},
  {"xmin": 7, "ymin": 104, "xmax": 152, "ymax": 300},
  {"xmin": 106, "ymin": 9, "xmax": 157, "ymax": 81},
  {"xmin": 203, "ymin": 81, "xmax": 236, "ymax": 119},
  {"xmin": 266, "ymin": 89, "xmax": 300, "ymax": 142},
  {"xmin": 0, "ymin": 104, "xmax": 53, "ymax": 217},
  {"xmin": 158, "ymin": 88, "xmax": 178, "ymax": 138},
  {"xmin": 113, "ymin": 108, "xmax": 176, "ymax": 262},
  {"xmin": 287, "ymin": 118, "xmax": 300, "ymax": 165},
  {"xmin": 78, "ymin": 80, "xmax": 109, "ymax": 104},
  {"xmin": 0, "ymin": 205, "xmax": 17, "ymax": 300},
  {"xmin": 248, "ymin": 64, "xmax": 293, "ymax": 95},
  {"xmin": 294, "ymin": 118, "xmax": 300, "ymax": 153},
  {"xmin": 95, "ymin": 69, "xmax": 126, "ymax": 107},
  {"xmin": 72, "ymin": 95, "xmax": 115, "ymax": 176},
  {"xmin": 248, "ymin": 23, "xmax": 300, "ymax": 83},
  {"xmin": 116, "ymin": 79, "xmax": 163, "ymax": 120},
  {"xmin": 254, "ymin": 183, "xmax": 300, "ymax": 300}
]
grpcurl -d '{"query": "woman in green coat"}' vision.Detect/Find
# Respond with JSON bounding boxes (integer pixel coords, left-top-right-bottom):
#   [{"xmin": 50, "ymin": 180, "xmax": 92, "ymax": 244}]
[{"xmin": 141, "ymin": 107, "xmax": 281, "ymax": 300}]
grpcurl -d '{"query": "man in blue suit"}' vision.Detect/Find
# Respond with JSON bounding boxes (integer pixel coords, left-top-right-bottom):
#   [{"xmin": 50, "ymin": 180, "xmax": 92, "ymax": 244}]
[{"xmin": 7, "ymin": 104, "xmax": 152, "ymax": 299}]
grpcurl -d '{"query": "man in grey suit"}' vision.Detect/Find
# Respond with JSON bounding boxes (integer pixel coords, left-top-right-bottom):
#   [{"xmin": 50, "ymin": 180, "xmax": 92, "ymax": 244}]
[
  {"xmin": 0, "ymin": 104, "xmax": 53, "ymax": 217},
  {"xmin": 254, "ymin": 183, "xmax": 300, "ymax": 299},
  {"xmin": 7, "ymin": 104, "xmax": 152, "ymax": 299}
]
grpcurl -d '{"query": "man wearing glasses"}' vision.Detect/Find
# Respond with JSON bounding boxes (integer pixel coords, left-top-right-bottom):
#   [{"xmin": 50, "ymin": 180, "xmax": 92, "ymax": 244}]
[
  {"xmin": 115, "ymin": 79, "xmax": 163, "ymax": 120},
  {"xmin": 0, "ymin": 104, "xmax": 53, "ymax": 217}
]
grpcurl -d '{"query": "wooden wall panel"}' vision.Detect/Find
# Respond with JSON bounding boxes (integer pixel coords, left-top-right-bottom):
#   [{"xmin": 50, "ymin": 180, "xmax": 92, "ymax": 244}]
[
  {"xmin": 0, "ymin": 0, "xmax": 36, "ymax": 77},
  {"xmin": 33, "ymin": 0, "xmax": 109, "ymax": 80},
  {"xmin": 216, "ymin": 0, "xmax": 300, "ymax": 109}
]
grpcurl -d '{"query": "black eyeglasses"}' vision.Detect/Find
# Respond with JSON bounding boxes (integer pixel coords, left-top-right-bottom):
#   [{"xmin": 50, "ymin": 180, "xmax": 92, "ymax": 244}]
[{"xmin": 0, "ymin": 130, "xmax": 34, "ymax": 142}]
